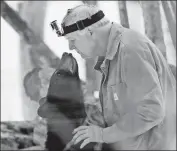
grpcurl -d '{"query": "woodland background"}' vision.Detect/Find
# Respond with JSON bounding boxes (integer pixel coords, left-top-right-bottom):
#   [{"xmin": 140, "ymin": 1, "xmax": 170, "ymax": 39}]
[{"xmin": 1, "ymin": 1, "xmax": 176, "ymax": 150}]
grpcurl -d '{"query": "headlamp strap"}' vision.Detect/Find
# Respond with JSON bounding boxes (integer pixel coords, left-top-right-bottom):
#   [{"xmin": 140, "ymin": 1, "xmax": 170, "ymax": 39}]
[
  {"xmin": 63, "ymin": 10, "xmax": 105, "ymax": 35},
  {"xmin": 50, "ymin": 10, "xmax": 105, "ymax": 37}
]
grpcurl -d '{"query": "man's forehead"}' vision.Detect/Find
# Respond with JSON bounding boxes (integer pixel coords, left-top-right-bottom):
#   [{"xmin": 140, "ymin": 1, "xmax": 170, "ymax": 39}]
[
  {"xmin": 65, "ymin": 34, "xmax": 75, "ymax": 40},
  {"xmin": 64, "ymin": 32, "xmax": 78, "ymax": 40}
]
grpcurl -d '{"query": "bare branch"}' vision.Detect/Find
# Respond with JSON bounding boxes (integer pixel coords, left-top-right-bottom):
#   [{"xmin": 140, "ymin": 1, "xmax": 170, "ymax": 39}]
[
  {"xmin": 161, "ymin": 1, "xmax": 176, "ymax": 49},
  {"xmin": 1, "ymin": 1, "xmax": 60, "ymax": 68},
  {"xmin": 118, "ymin": 1, "xmax": 130, "ymax": 28}
]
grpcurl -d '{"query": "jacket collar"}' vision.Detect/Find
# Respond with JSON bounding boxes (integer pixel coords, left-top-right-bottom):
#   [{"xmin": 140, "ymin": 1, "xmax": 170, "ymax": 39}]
[{"xmin": 94, "ymin": 22, "xmax": 125, "ymax": 72}]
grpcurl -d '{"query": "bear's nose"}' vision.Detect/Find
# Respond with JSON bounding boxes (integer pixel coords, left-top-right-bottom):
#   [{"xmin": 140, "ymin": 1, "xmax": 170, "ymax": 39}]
[{"xmin": 63, "ymin": 52, "xmax": 68, "ymax": 57}]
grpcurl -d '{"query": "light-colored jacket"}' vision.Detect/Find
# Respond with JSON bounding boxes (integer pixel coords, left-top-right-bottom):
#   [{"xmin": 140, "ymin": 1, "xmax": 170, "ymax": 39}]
[{"xmin": 86, "ymin": 22, "xmax": 176, "ymax": 150}]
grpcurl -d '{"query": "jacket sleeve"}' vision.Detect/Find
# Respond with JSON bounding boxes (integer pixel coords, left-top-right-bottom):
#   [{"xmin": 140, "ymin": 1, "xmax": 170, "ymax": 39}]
[{"xmin": 103, "ymin": 43, "xmax": 165, "ymax": 143}]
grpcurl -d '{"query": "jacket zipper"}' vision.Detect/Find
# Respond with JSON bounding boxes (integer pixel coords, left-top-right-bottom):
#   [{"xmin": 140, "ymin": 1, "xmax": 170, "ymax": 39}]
[{"xmin": 99, "ymin": 73, "xmax": 108, "ymax": 127}]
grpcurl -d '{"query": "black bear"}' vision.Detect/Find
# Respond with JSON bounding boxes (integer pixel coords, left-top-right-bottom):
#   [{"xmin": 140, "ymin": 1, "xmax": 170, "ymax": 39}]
[{"xmin": 37, "ymin": 52, "xmax": 96, "ymax": 151}]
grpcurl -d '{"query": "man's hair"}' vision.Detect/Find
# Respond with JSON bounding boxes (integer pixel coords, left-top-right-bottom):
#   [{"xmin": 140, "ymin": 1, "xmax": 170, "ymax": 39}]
[{"xmin": 61, "ymin": 4, "xmax": 110, "ymax": 36}]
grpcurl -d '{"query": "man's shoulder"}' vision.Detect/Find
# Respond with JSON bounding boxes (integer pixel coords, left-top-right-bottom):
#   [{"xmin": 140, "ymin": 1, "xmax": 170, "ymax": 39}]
[
  {"xmin": 120, "ymin": 28, "xmax": 148, "ymax": 48},
  {"xmin": 117, "ymin": 28, "xmax": 151, "ymax": 57}
]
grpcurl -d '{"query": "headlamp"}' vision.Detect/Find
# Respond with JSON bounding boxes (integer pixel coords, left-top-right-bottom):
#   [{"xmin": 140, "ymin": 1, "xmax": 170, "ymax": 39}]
[
  {"xmin": 50, "ymin": 10, "xmax": 105, "ymax": 37},
  {"xmin": 50, "ymin": 20, "xmax": 64, "ymax": 37}
]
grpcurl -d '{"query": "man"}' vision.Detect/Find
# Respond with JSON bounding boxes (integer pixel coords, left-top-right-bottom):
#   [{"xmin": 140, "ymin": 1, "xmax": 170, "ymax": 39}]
[{"xmin": 55, "ymin": 4, "xmax": 176, "ymax": 150}]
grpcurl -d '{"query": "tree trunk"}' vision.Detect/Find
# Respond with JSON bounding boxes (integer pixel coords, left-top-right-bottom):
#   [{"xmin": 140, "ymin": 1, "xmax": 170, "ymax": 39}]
[
  {"xmin": 141, "ymin": 1, "xmax": 167, "ymax": 59},
  {"xmin": 18, "ymin": 1, "xmax": 58, "ymax": 120},
  {"xmin": 18, "ymin": 1, "xmax": 47, "ymax": 103},
  {"xmin": 161, "ymin": 1, "xmax": 176, "ymax": 49},
  {"xmin": 169, "ymin": 64, "xmax": 176, "ymax": 78},
  {"xmin": 18, "ymin": 1, "xmax": 47, "ymax": 72},
  {"xmin": 82, "ymin": 1, "xmax": 97, "ymax": 5},
  {"xmin": 118, "ymin": 1, "xmax": 130, "ymax": 28},
  {"xmin": 1, "ymin": 1, "xmax": 60, "ymax": 120},
  {"xmin": 170, "ymin": 1, "xmax": 176, "ymax": 16},
  {"xmin": 1, "ymin": 1, "xmax": 60, "ymax": 69},
  {"xmin": 141, "ymin": 1, "xmax": 176, "ymax": 78}
]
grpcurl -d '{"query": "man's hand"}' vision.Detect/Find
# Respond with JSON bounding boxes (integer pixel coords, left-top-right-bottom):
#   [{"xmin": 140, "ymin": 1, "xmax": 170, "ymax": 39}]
[{"xmin": 71, "ymin": 125, "xmax": 104, "ymax": 149}]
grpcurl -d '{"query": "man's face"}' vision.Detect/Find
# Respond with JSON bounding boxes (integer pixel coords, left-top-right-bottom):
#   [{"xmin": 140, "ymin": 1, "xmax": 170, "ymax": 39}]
[{"xmin": 65, "ymin": 31, "xmax": 98, "ymax": 59}]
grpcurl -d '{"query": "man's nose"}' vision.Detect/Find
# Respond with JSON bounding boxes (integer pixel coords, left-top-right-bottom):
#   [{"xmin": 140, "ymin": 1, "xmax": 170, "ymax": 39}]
[{"xmin": 69, "ymin": 41, "xmax": 75, "ymax": 50}]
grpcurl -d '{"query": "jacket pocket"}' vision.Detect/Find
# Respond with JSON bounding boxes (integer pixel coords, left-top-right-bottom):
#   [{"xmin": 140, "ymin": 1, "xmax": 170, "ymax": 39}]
[{"xmin": 108, "ymin": 84, "xmax": 124, "ymax": 118}]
